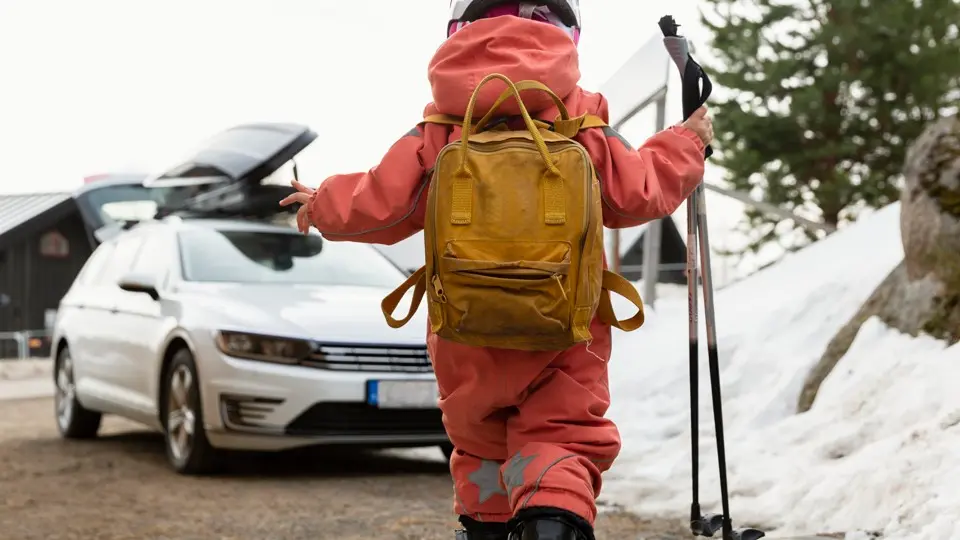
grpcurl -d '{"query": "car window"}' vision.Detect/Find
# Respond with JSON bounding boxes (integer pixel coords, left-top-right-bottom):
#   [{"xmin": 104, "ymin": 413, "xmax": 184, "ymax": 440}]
[
  {"xmin": 177, "ymin": 228, "xmax": 405, "ymax": 287},
  {"xmin": 94, "ymin": 234, "xmax": 144, "ymax": 286},
  {"xmin": 76, "ymin": 183, "xmax": 164, "ymax": 229},
  {"xmin": 128, "ymin": 231, "xmax": 172, "ymax": 286},
  {"xmin": 100, "ymin": 200, "xmax": 158, "ymax": 222},
  {"xmin": 76, "ymin": 242, "xmax": 116, "ymax": 286}
]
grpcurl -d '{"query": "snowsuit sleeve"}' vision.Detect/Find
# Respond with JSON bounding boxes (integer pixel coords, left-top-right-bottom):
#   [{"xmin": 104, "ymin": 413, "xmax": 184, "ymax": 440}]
[
  {"xmin": 306, "ymin": 126, "xmax": 429, "ymax": 245},
  {"xmin": 576, "ymin": 95, "xmax": 707, "ymax": 229}
]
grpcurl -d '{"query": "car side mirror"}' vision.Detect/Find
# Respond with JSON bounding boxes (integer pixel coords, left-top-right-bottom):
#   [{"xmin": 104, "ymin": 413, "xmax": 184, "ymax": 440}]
[{"xmin": 118, "ymin": 272, "xmax": 160, "ymax": 300}]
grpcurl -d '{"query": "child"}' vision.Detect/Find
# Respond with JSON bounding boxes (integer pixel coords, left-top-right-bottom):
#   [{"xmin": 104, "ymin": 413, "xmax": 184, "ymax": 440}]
[{"xmin": 280, "ymin": 1, "xmax": 712, "ymax": 538}]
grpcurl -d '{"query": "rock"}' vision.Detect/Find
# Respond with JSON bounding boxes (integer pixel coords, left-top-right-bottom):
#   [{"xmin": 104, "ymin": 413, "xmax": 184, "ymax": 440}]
[
  {"xmin": 901, "ymin": 115, "xmax": 960, "ymax": 288},
  {"xmin": 796, "ymin": 262, "xmax": 940, "ymax": 412},
  {"xmin": 797, "ymin": 115, "xmax": 960, "ymax": 413}
]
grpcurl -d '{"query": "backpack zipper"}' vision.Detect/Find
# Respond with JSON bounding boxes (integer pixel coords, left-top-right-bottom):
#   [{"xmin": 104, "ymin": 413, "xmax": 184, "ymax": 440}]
[{"xmin": 432, "ymin": 274, "xmax": 447, "ymax": 303}]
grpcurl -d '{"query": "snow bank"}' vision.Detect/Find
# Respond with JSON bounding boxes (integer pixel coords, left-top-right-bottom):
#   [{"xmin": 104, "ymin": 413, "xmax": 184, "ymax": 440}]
[
  {"xmin": 603, "ymin": 203, "xmax": 960, "ymax": 539},
  {"xmin": 0, "ymin": 359, "xmax": 53, "ymax": 402},
  {"xmin": 0, "ymin": 378, "xmax": 53, "ymax": 401},
  {"xmin": 0, "ymin": 358, "xmax": 51, "ymax": 381}
]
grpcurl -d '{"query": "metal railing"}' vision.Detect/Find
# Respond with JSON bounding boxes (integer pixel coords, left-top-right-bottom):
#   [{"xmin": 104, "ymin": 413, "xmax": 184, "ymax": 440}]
[
  {"xmin": 0, "ymin": 330, "xmax": 53, "ymax": 361},
  {"xmin": 619, "ymin": 262, "xmax": 690, "ymax": 273},
  {"xmin": 617, "ymin": 261, "xmax": 732, "ymax": 289}
]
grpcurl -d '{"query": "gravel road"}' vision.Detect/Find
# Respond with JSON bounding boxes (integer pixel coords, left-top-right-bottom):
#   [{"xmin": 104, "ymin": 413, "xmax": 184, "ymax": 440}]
[{"xmin": 0, "ymin": 397, "xmax": 688, "ymax": 540}]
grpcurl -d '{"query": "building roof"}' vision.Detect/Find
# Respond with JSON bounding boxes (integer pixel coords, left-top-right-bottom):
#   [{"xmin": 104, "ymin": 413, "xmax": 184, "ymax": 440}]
[{"xmin": 0, "ymin": 192, "xmax": 72, "ymax": 238}]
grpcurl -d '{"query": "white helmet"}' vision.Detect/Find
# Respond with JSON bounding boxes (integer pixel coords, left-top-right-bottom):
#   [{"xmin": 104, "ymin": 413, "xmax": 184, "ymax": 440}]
[{"xmin": 448, "ymin": 0, "xmax": 581, "ymax": 28}]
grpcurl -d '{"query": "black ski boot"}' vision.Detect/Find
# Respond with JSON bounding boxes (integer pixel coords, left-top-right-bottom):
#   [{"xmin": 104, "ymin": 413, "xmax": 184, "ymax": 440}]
[
  {"xmin": 455, "ymin": 516, "xmax": 509, "ymax": 540},
  {"xmin": 508, "ymin": 508, "xmax": 594, "ymax": 540},
  {"xmin": 455, "ymin": 531, "xmax": 509, "ymax": 540}
]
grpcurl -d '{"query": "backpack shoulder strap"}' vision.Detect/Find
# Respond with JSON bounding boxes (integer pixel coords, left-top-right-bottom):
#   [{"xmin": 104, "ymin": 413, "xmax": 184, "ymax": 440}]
[
  {"xmin": 552, "ymin": 113, "xmax": 608, "ymax": 137},
  {"xmin": 423, "ymin": 113, "xmax": 606, "ymax": 137},
  {"xmin": 381, "ymin": 266, "xmax": 427, "ymax": 328},
  {"xmin": 597, "ymin": 270, "xmax": 645, "ymax": 331},
  {"xmin": 578, "ymin": 114, "xmax": 608, "ymax": 129},
  {"xmin": 423, "ymin": 113, "xmax": 555, "ymax": 132},
  {"xmin": 423, "ymin": 114, "xmax": 463, "ymax": 126}
]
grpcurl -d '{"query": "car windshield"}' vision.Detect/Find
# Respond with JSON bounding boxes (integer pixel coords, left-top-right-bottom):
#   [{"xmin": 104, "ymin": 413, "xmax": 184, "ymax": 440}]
[
  {"xmin": 177, "ymin": 228, "xmax": 405, "ymax": 287},
  {"xmin": 78, "ymin": 183, "xmax": 165, "ymax": 226}
]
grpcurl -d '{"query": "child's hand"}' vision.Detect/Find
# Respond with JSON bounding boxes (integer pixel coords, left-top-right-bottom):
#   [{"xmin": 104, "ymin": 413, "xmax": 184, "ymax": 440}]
[
  {"xmin": 279, "ymin": 180, "xmax": 316, "ymax": 234},
  {"xmin": 681, "ymin": 106, "xmax": 713, "ymax": 146}
]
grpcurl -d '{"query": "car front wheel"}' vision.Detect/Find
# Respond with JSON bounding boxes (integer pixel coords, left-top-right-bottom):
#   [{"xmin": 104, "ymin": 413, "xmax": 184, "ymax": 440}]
[
  {"xmin": 54, "ymin": 346, "xmax": 102, "ymax": 439},
  {"xmin": 163, "ymin": 348, "xmax": 221, "ymax": 475}
]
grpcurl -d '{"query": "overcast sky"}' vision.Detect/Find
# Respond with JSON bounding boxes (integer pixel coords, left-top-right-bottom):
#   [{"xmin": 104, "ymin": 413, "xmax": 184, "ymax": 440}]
[
  {"xmin": 0, "ymin": 0, "xmax": 710, "ymax": 194},
  {"xmin": 1, "ymin": 0, "xmax": 772, "ymax": 279}
]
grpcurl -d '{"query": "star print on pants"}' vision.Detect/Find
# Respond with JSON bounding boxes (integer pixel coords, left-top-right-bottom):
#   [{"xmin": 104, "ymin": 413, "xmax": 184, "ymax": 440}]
[
  {"xmin": 467, "ymin": 459, "xmax": 507, "ymax": 503},
  {"xmin": 502, "ymin": 452, "xmax": 537, "ymax": 497}
]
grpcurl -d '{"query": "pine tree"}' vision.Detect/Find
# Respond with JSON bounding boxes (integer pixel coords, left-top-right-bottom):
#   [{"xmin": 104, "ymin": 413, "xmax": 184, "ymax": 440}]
[{"xmin": 701, "ymin": 0, "xmax": 960, "ymax": 254}]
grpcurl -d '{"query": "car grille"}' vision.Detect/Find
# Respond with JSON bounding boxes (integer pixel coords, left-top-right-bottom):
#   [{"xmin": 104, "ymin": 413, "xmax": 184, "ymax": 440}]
[
  {"xmin": 285, "ymin": 402, "xmax": 445, "ymax": 436},
  {"xmin": 302, "ymin": 343, "xmax": 432, "ymax": 373}
]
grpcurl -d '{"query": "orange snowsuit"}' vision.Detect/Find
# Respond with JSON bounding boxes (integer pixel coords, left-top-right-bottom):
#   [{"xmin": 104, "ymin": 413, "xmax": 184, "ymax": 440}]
[{"xmin": 307, "ymin": 16, "xmax": 705, "ymax": 526}]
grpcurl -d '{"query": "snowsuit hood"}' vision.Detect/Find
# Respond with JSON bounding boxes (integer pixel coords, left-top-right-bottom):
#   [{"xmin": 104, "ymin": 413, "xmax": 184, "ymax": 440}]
[{"xmin": 426, "ymin": 16, "xmax": 580, "ymax": 118}]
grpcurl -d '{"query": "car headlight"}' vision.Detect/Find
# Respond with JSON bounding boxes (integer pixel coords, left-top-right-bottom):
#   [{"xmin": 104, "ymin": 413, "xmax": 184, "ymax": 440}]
[{"xmin": 215, "ymin": 331, "xmax": 311, "ymax": 364}]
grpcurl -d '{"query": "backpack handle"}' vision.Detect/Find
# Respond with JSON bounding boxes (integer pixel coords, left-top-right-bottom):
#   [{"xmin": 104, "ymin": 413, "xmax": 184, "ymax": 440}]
[
  {"xmin": 460, "ymin": 73, "xmax": 559, "ymax": 177},
  {"xmin": 475, "ymin": 80, "xmax": 570, "ymax": 134}
]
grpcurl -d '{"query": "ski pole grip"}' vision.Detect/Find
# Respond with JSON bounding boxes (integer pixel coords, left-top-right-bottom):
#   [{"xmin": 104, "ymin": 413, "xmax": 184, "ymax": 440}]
[{"xmin": 659, "ymin": 15, "xmax": 714, "ymax": 159}]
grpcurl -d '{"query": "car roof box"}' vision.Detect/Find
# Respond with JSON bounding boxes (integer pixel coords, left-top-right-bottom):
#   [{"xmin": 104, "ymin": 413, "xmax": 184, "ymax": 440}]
[{"xmin": 145, "ymin": 123, "xmax": 317, "ymax": 218}]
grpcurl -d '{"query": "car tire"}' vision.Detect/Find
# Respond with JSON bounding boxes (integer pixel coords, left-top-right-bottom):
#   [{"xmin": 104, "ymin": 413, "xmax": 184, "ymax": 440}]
[
  {"xmin": 162, "ymin": 348, "xmax": 221, "ymax": 475},
  {"xmin": 440, "ymin": 442, "xmax": 455, "ymax": 461},
  {"xmin": 54, "ymin": 346, "xmax": 102, "ymax": 439}
]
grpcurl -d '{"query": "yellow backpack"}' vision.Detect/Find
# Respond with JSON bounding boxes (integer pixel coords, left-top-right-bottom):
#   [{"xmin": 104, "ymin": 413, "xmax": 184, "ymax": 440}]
[{"xmin": 381, "ymin": 73, "xmax": 645, "ymax": 351}]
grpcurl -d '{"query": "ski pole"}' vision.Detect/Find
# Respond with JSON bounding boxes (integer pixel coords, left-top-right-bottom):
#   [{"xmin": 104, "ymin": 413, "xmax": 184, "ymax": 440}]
[
  {"xmin": 658, "ymin": 16, "xmax": 765, "ymax": 540},
  {"xmin": 657, "ymin": 18, "xmax": 717, "ymax": 537},
  {"xmin": 684, "ymin": 136, "xmax": 703, "ymax": 536}
]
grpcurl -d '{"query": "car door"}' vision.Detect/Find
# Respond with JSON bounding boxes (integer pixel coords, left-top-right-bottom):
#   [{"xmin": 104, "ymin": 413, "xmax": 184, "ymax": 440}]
[
  {"xmin": 59, "ymin": 241, "xmax": 117, "ymax": 394},
  {"xmin": 84, "ymin": 232, "xmax": 147, "ymax": 409},
  {"xmin": 111, "ymin": 228, "xmax": 175, "ymax": 414}
]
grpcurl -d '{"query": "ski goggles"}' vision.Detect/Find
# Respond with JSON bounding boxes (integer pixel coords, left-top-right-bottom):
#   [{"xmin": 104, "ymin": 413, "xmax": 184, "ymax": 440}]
[
  {"xmin": 448, "ymin": 0, "xmax": 581, "ymax": 27},
  {"xmin": 447, "ymin": 3, "xmax": 580, "ymax": 44}
]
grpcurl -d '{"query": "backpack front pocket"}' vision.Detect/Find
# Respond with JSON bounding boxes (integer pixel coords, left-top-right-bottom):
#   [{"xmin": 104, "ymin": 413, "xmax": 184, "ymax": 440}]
[{"xmin": 438, "ymin": 240, "xmax": 573, "ymax": 337}]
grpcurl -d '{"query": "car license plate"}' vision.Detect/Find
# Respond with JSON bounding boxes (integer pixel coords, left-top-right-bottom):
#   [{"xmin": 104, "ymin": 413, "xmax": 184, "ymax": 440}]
[{"xmin": 367, "ymin": 380, "xmax": 439, "ymax": 409}]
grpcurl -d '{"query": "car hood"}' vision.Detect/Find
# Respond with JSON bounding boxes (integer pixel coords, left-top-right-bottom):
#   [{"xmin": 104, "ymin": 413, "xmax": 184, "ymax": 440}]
[{"xmin": 176, "ymin": 282, "xmax": 427, "ymax": 345}]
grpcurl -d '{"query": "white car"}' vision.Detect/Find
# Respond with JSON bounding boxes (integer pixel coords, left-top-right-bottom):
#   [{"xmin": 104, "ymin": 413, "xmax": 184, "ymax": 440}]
[{"xmin": 51, "ymin": 214, "xmax": 451, "ymax": 474}]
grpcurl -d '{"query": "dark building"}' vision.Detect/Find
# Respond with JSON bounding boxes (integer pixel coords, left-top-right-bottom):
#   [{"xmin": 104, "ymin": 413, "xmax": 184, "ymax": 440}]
[
  {"xmin": 0, "ymin": 175, "xmax": 152, "ymax": 354},
  {"xmin": 0, "ymin": 193, "xmax": 93, "ymax": 336},
  {"xmin": 618, "ymin": 217, "xmax": 688, "ymax": 285}
]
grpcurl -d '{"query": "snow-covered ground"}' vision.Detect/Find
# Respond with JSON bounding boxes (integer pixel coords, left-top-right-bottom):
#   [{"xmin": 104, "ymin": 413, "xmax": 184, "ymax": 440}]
[
  {"xmin": 0, "ymin": 358, "xmax": 51, "ymax": 381},
  {"xmin": 603, "ymin": 202, "xmax": 960, "ymax": 539},
  {"xmin": 0, "ymin": 359, "xmax": 53, "ymax": 401}
]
